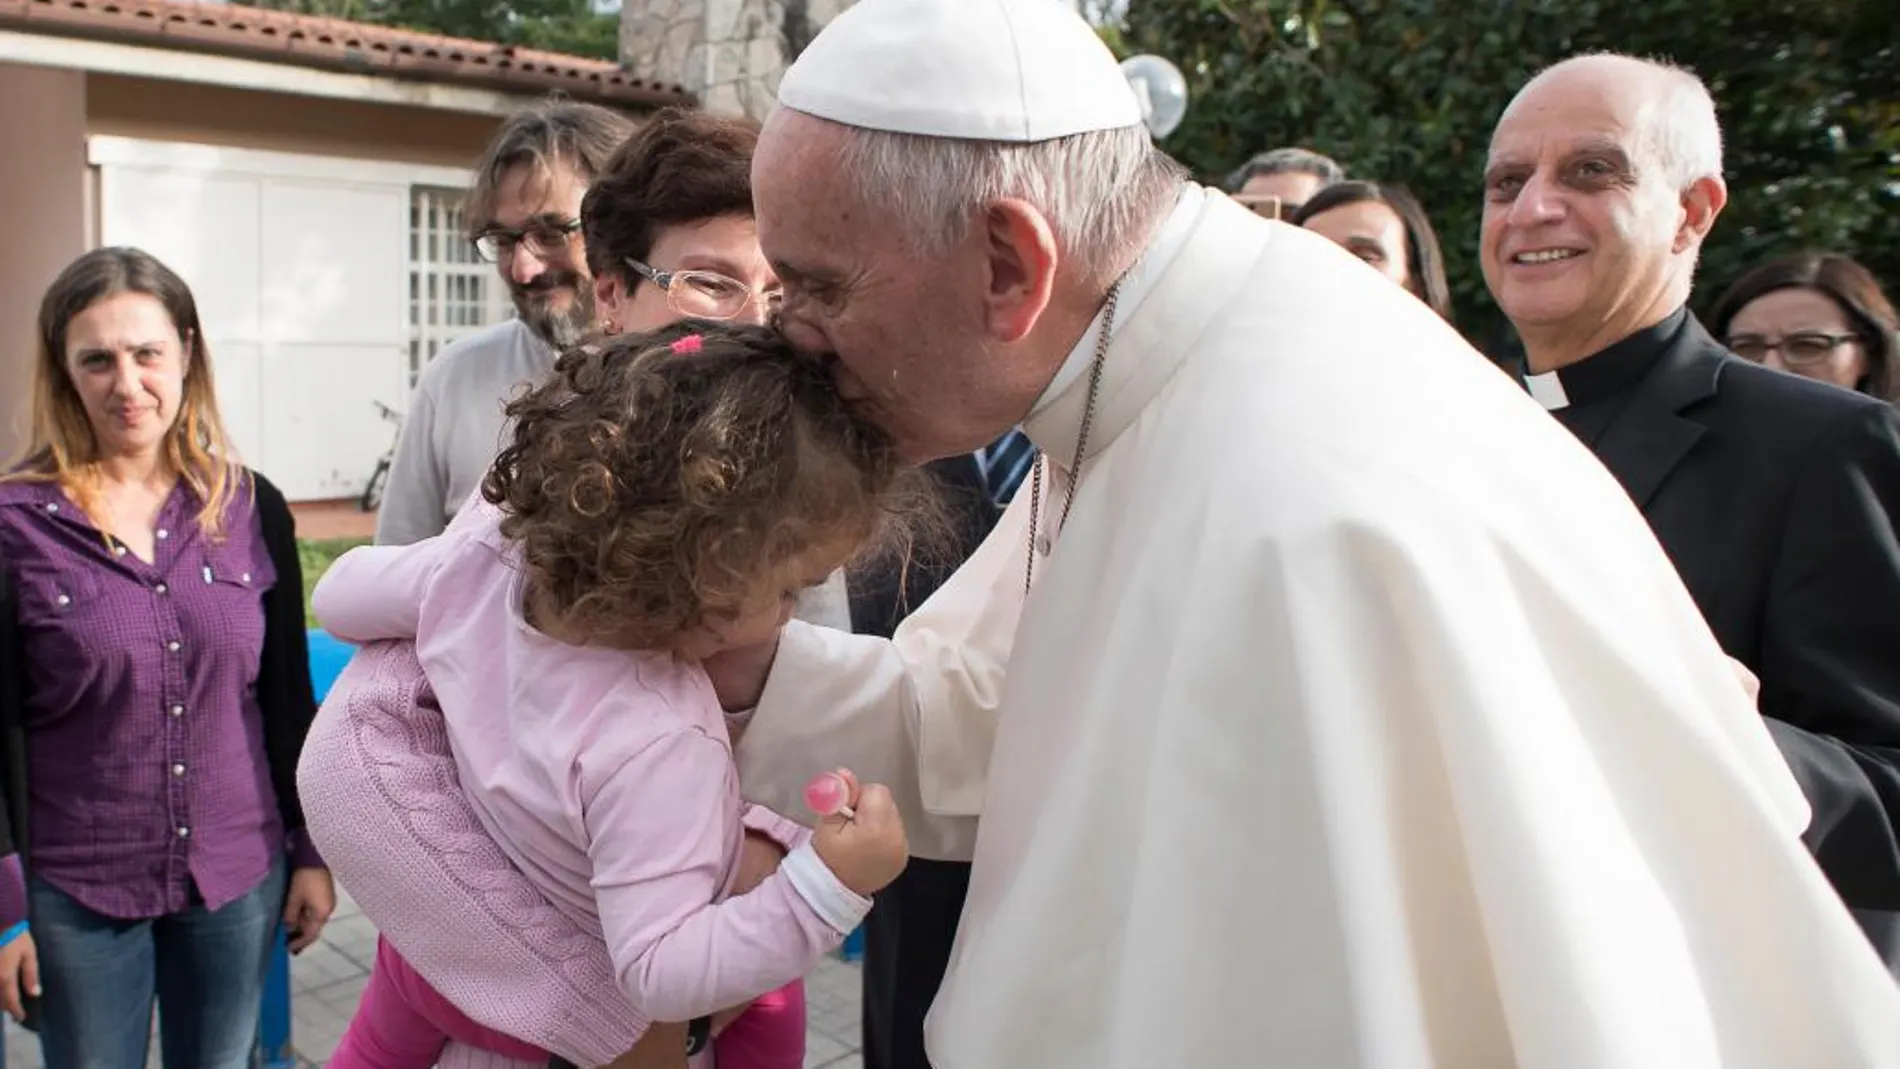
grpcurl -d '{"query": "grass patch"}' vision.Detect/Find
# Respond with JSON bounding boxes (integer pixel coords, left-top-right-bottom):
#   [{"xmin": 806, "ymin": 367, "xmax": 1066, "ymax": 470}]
[{"xmin": 298, "ymin": 537, "xmax": 369, "ymax": 627}]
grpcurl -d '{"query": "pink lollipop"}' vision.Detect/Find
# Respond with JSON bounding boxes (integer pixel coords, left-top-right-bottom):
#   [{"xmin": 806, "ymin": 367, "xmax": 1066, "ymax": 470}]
[{"xmin": 804, "ymin": 772, "xmax": 855, "ymax": 821}]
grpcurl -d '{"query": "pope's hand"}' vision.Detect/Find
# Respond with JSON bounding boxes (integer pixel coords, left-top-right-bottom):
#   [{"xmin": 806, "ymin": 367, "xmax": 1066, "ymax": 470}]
[
  {"xmin": 809, "ymin": 769, "xmax": 908, "ymax": 896},
  {"xmin": 704, "ymin": 636, "xmax": 780, "ymax": 712},
  {"xmin": 602, "ymin": 1021, "xmax": 688, "ymax": 1069},
  {"xmin": 1729, "ymin": 656, "xmax": 1761, "ymax": 707}
]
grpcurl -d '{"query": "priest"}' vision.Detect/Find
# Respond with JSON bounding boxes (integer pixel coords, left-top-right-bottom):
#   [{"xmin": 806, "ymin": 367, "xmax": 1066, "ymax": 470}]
[
  {"xmin": 294, "ymin": 4, "xmax": 1900, "ymax": 1067},
  {"xmin": 1485, "ymin": 54, "xmax": 1900, "ymax": 970}
]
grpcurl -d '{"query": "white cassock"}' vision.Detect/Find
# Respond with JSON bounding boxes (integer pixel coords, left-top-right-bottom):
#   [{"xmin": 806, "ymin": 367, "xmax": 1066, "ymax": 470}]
[{"xmin": 736, "ymin": 186, "xmax": 1900, "ymax": 1067}]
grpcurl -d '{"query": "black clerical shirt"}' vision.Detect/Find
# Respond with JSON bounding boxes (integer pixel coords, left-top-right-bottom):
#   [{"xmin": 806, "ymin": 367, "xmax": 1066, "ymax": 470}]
[{"xmin": 1523, "ymin": 308, "xmax": 1688, "ymax": 445}]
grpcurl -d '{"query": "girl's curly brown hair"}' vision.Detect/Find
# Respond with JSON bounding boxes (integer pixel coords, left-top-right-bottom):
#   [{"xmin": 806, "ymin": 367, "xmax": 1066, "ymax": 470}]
[{"xmin": 482, "ymin": 321, "xmax": 929, "ymax": 651}]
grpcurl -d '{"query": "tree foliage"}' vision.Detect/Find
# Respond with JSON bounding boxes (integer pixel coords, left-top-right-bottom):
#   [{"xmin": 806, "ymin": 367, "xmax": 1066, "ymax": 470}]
[
  {"xmin": 1119, "ymin": 0, "xmax": 1900, "ymax": 349},
  {"xmin": 253, "ymin": 0, "xmax": 620, "ymax": 61}
]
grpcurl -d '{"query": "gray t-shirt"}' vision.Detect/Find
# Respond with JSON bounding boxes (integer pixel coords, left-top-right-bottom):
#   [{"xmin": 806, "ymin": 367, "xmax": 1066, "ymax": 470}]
[
  {"xmin": 376, "ymin": 318, "xmax": 553, "ymax": 548},
  {"xmin": 372, "ymin": 318, "xmax": 853, "ymax": 630}
]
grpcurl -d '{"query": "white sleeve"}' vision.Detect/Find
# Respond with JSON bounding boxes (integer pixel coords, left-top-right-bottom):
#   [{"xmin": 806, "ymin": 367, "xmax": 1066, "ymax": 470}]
[{"xmin": 733, "ymin": 489, "xmax": 1033, "ymax": 861}]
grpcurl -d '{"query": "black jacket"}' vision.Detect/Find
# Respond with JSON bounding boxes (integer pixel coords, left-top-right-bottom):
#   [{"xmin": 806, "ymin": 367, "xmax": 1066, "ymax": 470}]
[
  {"xmin": 848, "ymin": 455, "xmax": 1001, "ymax": 641},
  {"xmin": 1560, "ymin": 313, "xmax": 1900, "ymax": 958}
]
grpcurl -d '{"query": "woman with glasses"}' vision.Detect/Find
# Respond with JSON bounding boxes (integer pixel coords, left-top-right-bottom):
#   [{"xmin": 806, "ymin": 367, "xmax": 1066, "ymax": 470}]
[
  {"xmin": 580, "ymin": 116, "xmax": 781, "ymax": 335},
  {"xmin": 1710, "ymin": 253, "xmax": 1898, "ymax": 403}
]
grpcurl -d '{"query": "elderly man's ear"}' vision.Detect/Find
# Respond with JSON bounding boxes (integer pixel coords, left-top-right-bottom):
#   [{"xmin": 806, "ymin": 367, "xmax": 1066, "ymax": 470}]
[
  {"xmin": 980, "ymin": 199, "xmax": 1060, "ymax": 345},
  {"xmin": 1673, "ymin": 175, "xmax": 1728, "ymax": 255}
]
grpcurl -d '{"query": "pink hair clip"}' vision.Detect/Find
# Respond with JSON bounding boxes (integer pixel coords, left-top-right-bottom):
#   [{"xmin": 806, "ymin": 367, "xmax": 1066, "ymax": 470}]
[{"xmin": 670, "ymin": 333, "xmax": 704, "ymax": 355}]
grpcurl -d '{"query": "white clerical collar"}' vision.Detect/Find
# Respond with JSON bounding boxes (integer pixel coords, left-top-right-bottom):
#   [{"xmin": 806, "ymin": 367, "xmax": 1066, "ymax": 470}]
[
  {"xmin": 1525, "ymin": 370, "xmax": 1569, "ymax": 411},
  {"xmin": 1028, "ymin": 183, "xmax": 1207, "ymax": 420}
]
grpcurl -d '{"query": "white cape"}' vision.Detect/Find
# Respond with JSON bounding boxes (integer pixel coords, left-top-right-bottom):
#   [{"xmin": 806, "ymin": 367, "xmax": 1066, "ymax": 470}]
[{"xmin": 737, "ymin": 190, "xmax": 1900, "ymax": 1067}]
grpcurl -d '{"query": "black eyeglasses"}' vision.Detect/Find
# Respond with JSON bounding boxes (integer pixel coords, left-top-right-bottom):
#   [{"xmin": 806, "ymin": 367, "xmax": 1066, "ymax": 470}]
[
  {"xmin": 1726, "ymin": 331, "xmax": 1861, "ymax": 367},
  {"xmin": 472, "ymin": 219, "xmax": 583, "ymax": 263}
]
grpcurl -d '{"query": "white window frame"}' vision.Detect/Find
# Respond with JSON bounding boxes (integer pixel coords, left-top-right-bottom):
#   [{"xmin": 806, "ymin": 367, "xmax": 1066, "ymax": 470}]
[
  {"xmin": 89, "ymin": 135, "xmax": 512, "ymax": 392},
  {"xmin": 407, "ymin": 186, "xmax": 514, "ymax": 387}
]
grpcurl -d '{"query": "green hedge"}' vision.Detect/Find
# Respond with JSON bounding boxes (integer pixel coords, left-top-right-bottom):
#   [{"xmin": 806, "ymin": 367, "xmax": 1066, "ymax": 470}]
[
  {"xmin": 298, "ymin": 537, "xmax": 368, "ymax": 629},
  {"xmin": 1118, "ymin": 0, "xmax": 1899, "ymax": 351}
]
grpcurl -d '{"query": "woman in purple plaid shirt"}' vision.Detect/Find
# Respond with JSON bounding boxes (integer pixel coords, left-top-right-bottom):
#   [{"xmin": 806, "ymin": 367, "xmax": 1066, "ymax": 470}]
[{"xmin": 0, "ymin": 247, "xmax": 335, "ymax": 1068}]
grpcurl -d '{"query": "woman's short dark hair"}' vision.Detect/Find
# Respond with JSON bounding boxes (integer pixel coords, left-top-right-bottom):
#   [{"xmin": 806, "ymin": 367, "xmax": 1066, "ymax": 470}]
[
  {"xmin": 1290, "ymin": 180, "xmax": 1454, "ymax": 324},
  {"xmin": 580, "ymin": 107, "xmax": 760, "ymax": 285},
  {"xmin": 1709, "ymin": 253, "xmax": 1899, "ymax": 403}
]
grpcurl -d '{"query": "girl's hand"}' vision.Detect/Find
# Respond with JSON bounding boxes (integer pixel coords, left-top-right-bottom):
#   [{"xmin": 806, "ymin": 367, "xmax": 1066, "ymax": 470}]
[{"xmin": 809, "ymin": 769, "xmax": 909, "ymax": 896}]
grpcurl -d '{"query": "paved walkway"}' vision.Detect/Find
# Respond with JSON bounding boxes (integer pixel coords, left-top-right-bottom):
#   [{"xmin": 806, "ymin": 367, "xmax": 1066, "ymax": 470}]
[
  {"xmin": 291, "ymin": 499, "xmax": 378, "ymax": 542},
  {"xmin": 2, "ymin": 886, "xmax": 865, "ymax": 1068}
]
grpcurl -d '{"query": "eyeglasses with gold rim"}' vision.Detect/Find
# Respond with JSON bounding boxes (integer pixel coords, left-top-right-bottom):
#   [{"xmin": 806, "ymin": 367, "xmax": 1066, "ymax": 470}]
[{"xmin": 624, "ymin": 258, "xmax": 783, "ymax": 322}]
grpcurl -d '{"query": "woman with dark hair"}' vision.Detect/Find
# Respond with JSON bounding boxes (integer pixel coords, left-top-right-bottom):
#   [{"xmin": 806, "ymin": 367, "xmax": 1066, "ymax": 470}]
[
  {"xmin": 1291, "ymin": 181, "xmax": 1454, "ymax": 323},
  {"xmin": 581, "ymin": 107, "xmax": 780, "ymax": 338},
  {"xmin": 0, "ymin": 247, "xmax": 330, "ymax": 1067},
  {"xmin": 1710, "ymin": 253, "xmax": 1898, "ymax": 403}
]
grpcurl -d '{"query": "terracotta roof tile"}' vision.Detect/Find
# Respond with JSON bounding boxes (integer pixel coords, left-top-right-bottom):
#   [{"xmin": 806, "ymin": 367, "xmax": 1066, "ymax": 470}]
[{"xmin": 0, "ymin": 0, "xmax": 694, "ymax": 108}]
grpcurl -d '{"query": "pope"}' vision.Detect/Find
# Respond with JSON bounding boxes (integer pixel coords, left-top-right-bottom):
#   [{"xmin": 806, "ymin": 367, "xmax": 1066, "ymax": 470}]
[{"xmin": 709, "ymin": 0, "xmax": 1900, "ymax": 1066}]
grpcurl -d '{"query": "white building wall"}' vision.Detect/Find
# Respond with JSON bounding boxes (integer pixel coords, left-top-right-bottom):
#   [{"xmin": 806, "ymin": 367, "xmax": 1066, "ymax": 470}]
[{"xmin": 91, "ymin": 136, "xmax": 501, "ymax": 502}]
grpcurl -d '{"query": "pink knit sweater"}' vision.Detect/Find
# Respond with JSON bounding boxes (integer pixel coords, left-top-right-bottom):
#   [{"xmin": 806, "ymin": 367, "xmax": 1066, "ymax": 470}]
[{"xmin": 297, "ymin": 640, "xmax": 641, "ymax": 1067}]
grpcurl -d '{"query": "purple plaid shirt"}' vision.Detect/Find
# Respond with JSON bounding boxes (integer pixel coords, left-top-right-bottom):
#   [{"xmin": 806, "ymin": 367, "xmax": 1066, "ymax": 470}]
[{"xmin": 0, "ymin": 478, "xmax": 299, "ymax": 922}]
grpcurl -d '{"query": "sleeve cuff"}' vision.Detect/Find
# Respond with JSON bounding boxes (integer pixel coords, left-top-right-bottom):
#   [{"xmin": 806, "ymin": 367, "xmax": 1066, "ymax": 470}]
[
  {"xmin": 0, "ymin": 854, "xmax": 27, "ymax": 930},
  {"xmin": 740, "ymin": 804, "xmax": 811, "ymax": 853},
  {"xmin": 780, "ymin": 842, "xmax": 871, "ymax": 936},
  {"xmin": 286, "ymin": 829, "xmax": 327, "ymax": 871}
]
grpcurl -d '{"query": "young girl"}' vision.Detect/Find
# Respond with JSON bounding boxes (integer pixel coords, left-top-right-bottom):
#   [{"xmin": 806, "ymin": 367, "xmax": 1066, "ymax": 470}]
[{"xmin": 310, "ymin": 322, "xmax": 918, "ymax": 1068}]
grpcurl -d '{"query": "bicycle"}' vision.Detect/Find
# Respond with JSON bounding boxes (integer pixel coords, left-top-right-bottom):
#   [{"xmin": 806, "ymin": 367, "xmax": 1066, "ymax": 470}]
[{"xmin": 360, "ymin": 400, "xmax": 404, "ymax": 513}]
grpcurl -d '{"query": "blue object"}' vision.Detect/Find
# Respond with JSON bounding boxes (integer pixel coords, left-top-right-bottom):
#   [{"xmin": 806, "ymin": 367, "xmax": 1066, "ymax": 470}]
[
  {"xmin": 255, "ymin": 630, "xmax": 357, "ymax": 1068},
  {"xmin": 257, "ymin": 926, "xmax": 294, "ymax": 1069},
  {"xmin": 307, "ymin": 629, "xmax": 358, "ymax": 702},
  {"xmin": 0, "ymin": 921, "xmax": 26, "ymax": 948},
  {"xmin": 840, "ymin": 924, "xmax": 866, "ymax": 962}
]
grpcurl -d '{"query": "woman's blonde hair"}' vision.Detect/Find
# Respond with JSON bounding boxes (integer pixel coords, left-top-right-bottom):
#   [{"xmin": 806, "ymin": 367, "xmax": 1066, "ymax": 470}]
[{"xmin": 7, "ymin": 247, "xmax": 244, "ymax": 539}]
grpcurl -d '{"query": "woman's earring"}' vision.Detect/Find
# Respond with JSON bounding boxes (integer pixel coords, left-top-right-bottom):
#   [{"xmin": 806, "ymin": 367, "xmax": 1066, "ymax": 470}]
[{"xmin": 603, "ymin": 318, "xmax": 620, "ymax": 336}]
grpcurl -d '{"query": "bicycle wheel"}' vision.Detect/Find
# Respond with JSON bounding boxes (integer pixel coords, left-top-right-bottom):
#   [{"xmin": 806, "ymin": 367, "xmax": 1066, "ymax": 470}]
[{"xmin": 360, "ymin": 459, "xmax": 390, "ymax": 513}]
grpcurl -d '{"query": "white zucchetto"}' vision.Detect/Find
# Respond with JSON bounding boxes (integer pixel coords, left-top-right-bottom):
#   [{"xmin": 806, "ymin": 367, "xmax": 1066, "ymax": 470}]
[{"xmin": 775, "ymin": 0, "xmax": 1143, "ymax": 142}]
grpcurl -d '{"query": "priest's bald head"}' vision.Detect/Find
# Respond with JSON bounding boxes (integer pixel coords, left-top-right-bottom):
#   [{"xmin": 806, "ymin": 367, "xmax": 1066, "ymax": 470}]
[
  {"xmin": 755, "ymin": 0, "xmax": 1184, "ymax": 461},
  {"xmin": 1481, "ymin": 54, "xmax": 1728, "ymax": 374}
]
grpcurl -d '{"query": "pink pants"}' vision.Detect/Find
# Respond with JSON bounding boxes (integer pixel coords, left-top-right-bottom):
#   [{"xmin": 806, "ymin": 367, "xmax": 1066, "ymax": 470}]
[{"xmin": 329, "ymin": 937, "xmax": 807, "ymax": 1069}]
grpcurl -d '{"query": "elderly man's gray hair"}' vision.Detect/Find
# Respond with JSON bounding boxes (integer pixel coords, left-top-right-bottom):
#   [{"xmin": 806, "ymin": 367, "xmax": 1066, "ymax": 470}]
[
  {"xmin": 832, "ymin": 124, "xmax": 1186, "ymax": 281},
  {"xmin": 1224, "ymin": 147, "xmax": 1345, "ymax": 193}
]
